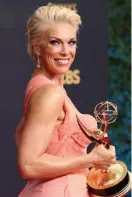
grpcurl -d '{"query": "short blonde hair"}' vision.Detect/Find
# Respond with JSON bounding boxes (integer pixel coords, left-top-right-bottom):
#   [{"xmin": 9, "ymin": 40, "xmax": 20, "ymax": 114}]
[{"xmin": 27, "ymin": 4, "xmax": 82, "ymax": 57}]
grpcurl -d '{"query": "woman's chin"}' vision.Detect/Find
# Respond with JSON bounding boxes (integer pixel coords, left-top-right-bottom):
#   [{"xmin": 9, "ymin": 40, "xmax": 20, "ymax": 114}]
[{"xmin": 54, "ymin": 66, "xmax": 70, "ymax": 75}]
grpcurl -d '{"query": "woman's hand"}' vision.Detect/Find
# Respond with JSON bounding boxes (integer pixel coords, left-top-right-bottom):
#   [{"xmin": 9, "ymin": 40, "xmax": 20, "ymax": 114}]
[{"xmin": 89, "ymin": 144, "xmax": 116, "ymax": 169}]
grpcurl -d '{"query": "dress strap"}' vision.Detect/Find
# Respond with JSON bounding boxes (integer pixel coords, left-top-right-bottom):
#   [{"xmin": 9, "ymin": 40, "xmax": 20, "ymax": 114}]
[{"xmin": 24, "ymin": 75, "xmax": 54, "ymax": 119}]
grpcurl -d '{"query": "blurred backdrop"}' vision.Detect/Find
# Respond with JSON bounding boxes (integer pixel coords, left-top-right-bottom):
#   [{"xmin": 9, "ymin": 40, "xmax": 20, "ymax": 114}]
[
  {"xmin": 108, "ymin": 1, "xmax": 131, "ymax": 196},
  {"xmin": 108, "ymin": 0, "xmax": 131, "ymax": 171}
]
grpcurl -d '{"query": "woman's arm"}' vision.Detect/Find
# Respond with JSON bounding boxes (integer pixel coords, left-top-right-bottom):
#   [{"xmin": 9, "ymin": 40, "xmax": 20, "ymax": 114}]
[
  {"xmin": 17, "ymin": 84, "xmax": 93, "ymax": 179},
  {"xmin": 17, "ymin": 84, "xmax": 116, "ymax": 180},
  {"xmin": 15, "ymin": 117, "xmax": 25, "ymax": 147}
]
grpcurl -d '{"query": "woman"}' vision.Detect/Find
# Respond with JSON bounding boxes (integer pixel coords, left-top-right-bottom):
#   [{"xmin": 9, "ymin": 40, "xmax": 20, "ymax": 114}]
[{"xmin": 15, "ymin": 4, "xmax": 116, "ymax": 197}]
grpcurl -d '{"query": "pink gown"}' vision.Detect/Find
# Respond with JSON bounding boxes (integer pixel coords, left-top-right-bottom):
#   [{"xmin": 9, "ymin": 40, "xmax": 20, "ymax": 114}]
[{"xmin": 18, "ymin": 75, "xmax": 97, "ymax": 197}]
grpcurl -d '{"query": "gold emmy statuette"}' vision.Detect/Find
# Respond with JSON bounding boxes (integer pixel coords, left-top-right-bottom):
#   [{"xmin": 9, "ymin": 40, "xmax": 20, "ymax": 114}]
[{"xmin": 76, "ymin": 101, "xmax": 131, "ymax": 197}]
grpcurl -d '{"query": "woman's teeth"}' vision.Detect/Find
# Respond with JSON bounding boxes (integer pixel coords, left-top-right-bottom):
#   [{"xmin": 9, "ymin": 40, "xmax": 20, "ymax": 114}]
[{"xmin": 55, "ymin": 59, "xmax": 69, "ymax": 64}]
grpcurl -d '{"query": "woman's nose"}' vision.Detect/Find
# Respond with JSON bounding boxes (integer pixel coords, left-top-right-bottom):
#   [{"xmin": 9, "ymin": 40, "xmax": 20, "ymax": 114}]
[{"xmin": 60, "ymin": 44, "xmax": 69, "ymax": 56}]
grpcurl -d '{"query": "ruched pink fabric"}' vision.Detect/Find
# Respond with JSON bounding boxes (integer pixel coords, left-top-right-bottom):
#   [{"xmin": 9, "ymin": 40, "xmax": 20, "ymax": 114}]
[{"xmin": 18, "ymin": 76, "xmax": 97, "ymax": 197}]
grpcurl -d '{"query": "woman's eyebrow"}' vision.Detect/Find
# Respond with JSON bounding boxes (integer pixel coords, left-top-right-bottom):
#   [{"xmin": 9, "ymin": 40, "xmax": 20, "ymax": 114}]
[
  {"xmin": 49, "ymin": 37, "xmax": 62, "ymax": 42},
  {"xmin": 49, "ymin": 37, "xmax": 76, "ymax": 42}
]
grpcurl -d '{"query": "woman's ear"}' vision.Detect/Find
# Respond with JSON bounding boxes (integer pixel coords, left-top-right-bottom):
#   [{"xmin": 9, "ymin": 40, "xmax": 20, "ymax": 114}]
[{"xmin": 33, "ymin": 44, "xmax": 40, "ymax": 57}]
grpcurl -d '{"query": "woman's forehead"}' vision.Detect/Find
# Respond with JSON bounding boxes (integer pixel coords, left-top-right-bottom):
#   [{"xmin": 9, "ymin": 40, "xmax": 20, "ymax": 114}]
[{"xmin": 43, "ymin": 23, "xmax": 77, "ymax": 40}]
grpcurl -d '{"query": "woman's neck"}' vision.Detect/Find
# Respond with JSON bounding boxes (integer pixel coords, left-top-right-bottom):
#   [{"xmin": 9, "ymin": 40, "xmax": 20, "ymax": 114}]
[{"xmin": 32, "ymin": 66, "xmax": 65, "ymax": 87}]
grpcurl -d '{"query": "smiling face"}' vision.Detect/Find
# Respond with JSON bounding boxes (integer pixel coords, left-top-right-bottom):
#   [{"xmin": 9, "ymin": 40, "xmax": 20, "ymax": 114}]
[{"xmin": 36, "ymin": 23, "xmax": 77, "ymax": 76}]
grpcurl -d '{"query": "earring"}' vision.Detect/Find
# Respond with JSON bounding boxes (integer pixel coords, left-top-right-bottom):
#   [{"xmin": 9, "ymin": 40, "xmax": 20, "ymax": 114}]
[{"xmin": 36, "ymin": 56, "xmax": 40, "ymax": 68}]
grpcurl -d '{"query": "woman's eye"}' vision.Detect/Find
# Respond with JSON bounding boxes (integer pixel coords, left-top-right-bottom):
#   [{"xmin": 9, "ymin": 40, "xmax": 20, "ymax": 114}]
[
  {"xmin": 69, "ymin": 41, "xmax": 76, "ymax": 45},
  {"xmin": 50, "ymin": 40, "xmax": 60, "ymax": 45}
]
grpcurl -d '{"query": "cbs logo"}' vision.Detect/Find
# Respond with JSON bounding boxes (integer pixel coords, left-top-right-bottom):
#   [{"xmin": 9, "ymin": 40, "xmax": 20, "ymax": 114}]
[{"xmin": 64, "ymin": 69, "xmax": 81, "ymax": 85}]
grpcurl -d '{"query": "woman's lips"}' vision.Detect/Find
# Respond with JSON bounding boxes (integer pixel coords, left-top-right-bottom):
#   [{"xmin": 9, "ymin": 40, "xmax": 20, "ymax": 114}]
[{"xmin": 55, "ymin": 59, "xmax": 70, "ymax": 65}]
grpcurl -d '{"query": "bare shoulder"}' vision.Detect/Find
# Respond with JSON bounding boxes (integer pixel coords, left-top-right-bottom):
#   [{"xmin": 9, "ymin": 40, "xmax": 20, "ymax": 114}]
[
  {"xmin": 28, "ymin": 84, "xmax": 65, "ymax": 114},
  {"xmin": 31, "ymin": 83, "xmax": 65, "ymax": 102}
]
